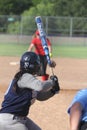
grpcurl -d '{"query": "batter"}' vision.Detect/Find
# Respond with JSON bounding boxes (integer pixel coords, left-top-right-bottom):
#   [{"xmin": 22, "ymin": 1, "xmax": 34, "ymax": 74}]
[{"xmin": 0, "ymin": 51, "xmax": 60, "ymax": 130}]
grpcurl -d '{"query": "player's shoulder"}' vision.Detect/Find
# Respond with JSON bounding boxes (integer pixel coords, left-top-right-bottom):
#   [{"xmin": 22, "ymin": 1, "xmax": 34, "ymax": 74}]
[
  {"xmin": 75, "ymin": 88, "xmax": 87, "ymax": 97},
  {"xmin": 79, "ymin": 88, "xmax": 87, "ymax": 93}
]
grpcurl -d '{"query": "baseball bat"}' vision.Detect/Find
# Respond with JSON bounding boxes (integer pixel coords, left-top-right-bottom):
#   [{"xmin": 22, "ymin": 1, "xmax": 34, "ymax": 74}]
[
  {"xmin": 35, "ymin": 16, "xmax": 51, "ymax": 65},
  {"xmin": 35, "ymin": 16, "xmax": 54, "ymax": 75}
]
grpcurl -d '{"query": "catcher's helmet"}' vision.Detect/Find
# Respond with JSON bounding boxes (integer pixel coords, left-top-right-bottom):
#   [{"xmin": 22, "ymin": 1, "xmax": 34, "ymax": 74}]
[{"xmin": 20, "ymin": 51, "xmax": 40, "ymax": 74}]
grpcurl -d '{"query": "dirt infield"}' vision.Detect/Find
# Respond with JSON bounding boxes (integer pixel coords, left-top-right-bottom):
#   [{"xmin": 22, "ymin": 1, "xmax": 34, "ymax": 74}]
[{"xmin": 0, "ymin": 56, "xmax": 87, "ymax": 130}]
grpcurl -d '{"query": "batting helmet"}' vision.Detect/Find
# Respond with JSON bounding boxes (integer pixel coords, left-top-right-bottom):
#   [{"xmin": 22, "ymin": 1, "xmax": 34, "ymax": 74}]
[{"xmin": 20, "ymin": 51, "xmax": 40, "ymax": 74}]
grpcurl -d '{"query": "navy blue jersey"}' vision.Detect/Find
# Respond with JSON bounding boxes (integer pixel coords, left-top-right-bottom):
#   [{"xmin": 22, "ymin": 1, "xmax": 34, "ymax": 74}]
[{"xmin": 0, "ymin": 79, "xmax": 35, "ymax": 116}]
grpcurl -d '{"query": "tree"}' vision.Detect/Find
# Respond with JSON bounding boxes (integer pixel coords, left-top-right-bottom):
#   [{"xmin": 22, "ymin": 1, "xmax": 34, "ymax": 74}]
[
  {"xmin": 0, "ymin": 0, "xmax": 33, "ymax": 15},
  {"xmin": 22, "ymin": 0, "xmax": 54, "ymax": 16},
  {"xmin": 53, "ymin": 0, "xmax": 87, "ymax": 17}
]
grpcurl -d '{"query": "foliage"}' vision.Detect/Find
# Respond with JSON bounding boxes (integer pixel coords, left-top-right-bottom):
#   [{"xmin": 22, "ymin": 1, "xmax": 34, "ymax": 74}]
[
  {"xmin": 22, "ymin": 0, "xmax": 87, "ymax": 17},
  {"xmin": 1, "ymin": 0, "xmax": 87, "ymax": 36},
  {"xmin": 52, "ymin": 0, "xmax": 87, "ymax": 17},
  {"xmin": 7, "ymin": 21, "xmax": 20, "ymax": 34},
  {"xmin": 22, "ymin": 1, "xmax": 54, "ymax": 16},
  {"xmin": 0, "ymin": 0, "xmax": 87, "ymax": 17},
  {"xmin": 0, "ymin": 0, "xmax": 33, "ymax": 15}
]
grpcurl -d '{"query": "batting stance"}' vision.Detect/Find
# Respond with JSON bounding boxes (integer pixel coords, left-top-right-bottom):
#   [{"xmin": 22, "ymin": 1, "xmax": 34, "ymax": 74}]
[{"xmin": 0, "ymin": 51, "xmax": 60, "ymax": 130}]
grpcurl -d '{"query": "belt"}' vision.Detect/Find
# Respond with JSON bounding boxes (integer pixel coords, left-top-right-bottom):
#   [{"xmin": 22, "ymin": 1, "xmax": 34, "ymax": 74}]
[{"xmin": 13, "ymin": 115, "xmax": 26, "ymax": 120}]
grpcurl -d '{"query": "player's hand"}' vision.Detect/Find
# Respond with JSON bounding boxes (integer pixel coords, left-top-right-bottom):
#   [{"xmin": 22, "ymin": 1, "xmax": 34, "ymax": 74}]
[
  {"xmin": 49, "ymin": 60, "xmax": 56, "ymax": 68},
  {"xmin": 50, "ymin": 75, "xmax": 60, "ymax": 94}
]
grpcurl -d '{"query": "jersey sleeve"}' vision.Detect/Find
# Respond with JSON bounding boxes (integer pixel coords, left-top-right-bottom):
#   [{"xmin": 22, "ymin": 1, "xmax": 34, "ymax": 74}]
[
  {"xmin": 31, "ymin": 38, "xmax": 36, "ymax": 45},
  {"xmin": 17, "ymin": 73, "xmax": 54, "ymax": 92},
  {"xmin": 67, "ymin": 89, "xmax": 87, "ymax": 114}
]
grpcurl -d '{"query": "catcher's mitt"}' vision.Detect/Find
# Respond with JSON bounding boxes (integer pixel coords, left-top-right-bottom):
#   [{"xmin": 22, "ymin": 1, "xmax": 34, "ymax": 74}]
[
  {"xmin": 49, "ymin": 60, "xmax": 56, "ymax": 68},
  {"xmin": 50, "ymin": 75, "xmax": 60, "ymax": 94}
]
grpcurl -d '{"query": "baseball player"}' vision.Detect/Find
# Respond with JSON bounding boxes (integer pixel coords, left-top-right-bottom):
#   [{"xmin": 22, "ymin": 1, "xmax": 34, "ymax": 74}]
[
  {"xmin": 28, "ymin": 30, "xmax": 54, "ymax": 81},
  {"xmin": 0, "ymin": 51, "xmax": 60, "ymax": 130}
]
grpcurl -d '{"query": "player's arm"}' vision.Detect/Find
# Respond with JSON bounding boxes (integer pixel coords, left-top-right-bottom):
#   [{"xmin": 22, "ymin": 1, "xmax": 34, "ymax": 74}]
[
  {"xmin": 28, "ymin": 43, "xmax": 34, "ymax": 51},
  {"xmin": 17, "ymin": 73, "xmax": 54, "ymax": 91},
  {"xmin": 48, "ymin": 45, "xmax": 52, "ymax": 57},
  {"xmin": 47, "ymin": 38, "xmax": 52, "ymax": 57},
  {"xmin": 37, "ymin": 75, "xmax": 60, "ymax": 101},
  {"xmin": 37, "ymin": 90, "xmax": 54, "ymax": 101},
  {"xmin": 69, "ymin": 102, "xmax": 82, "ymax": 130},
  {"xmin": 18, "ymin": 74, "xmax": 60, "ymax": 92}
]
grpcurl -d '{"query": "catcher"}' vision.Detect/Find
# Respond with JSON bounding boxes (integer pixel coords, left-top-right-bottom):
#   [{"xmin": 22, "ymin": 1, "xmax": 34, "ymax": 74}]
[{"xmin": 0, "ymin": 51, "xmax": 60, "ymax": 130}]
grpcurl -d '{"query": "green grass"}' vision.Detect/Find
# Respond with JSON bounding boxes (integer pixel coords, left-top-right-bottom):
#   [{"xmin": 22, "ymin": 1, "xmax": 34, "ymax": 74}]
[
  {"xmin": 0, "ymin": 43, "xmax": 29, "ymax": 56},
  {"xmin": 0, "ymin": 43, "xmax": 87, "ymax": 59},
  {"xmin": 53, "ymin": 45, "xmax": 87, "ymax": 59}
]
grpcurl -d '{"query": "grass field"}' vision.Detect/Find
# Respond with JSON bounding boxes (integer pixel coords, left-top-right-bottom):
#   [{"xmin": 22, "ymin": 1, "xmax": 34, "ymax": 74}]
[
  {"xmin": 0, "ymin": 43, "xmax": 29, "ymax": 56},
  {"xmin": 0, "ymin": 43, "xmax": 87, "ymax": 58},
  {"xmin": 54, "ymin": 46, "xmax": 87, "ymax": 58},
  {"xmin": 53, "ymin": 46, "xmax": 87, "ymax": 58}
]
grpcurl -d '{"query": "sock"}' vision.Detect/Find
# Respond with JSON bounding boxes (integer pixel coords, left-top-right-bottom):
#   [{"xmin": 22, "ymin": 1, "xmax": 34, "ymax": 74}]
[{"xmin": 41, "ymin": 74, "xmax": 49, "ymax": 81}]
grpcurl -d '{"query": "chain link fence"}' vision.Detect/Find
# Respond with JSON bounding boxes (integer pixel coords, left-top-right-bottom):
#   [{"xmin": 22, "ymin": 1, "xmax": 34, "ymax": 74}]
[{"xmin": 0, "ymin": 15, "xmax": 87, "ymax": 45}]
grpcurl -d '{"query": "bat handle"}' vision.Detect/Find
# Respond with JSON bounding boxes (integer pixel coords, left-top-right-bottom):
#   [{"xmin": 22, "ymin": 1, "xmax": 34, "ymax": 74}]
[
  {"xmin": 49, "ymin": 67, "xmax": 54, "ymax": 76},
  {"xmin": 51, "ymin": 67, "xmax": 54, "ymax": 76}
]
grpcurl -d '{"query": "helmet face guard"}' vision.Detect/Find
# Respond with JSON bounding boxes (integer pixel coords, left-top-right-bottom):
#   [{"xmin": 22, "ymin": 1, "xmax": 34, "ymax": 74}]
[{"xmin": 20, "ymin": 52, "xmax": 41, "ymax": 75}]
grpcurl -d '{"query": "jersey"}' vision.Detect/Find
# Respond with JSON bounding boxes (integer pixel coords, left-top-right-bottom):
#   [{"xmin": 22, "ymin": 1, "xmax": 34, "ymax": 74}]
[
  {"xmin": 0, "ymin": 73, "xmax": 54, "ymax": 117},
  {"xmin": 67, "ymin": 88, "xmax": 87, "ymax": 121},
  {"xmin": 31, "ymin": 37, "xmax": 51, "ymax": 55},
  {"xmin": 0, "ymin": 79, "xmax": 37, "ymax": 116}
]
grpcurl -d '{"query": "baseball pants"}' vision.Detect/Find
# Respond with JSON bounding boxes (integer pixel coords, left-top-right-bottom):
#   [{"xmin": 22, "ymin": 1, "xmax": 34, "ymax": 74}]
[{"xmin": 0, "ymin": 113, "xmax": 41, "ymax": 130}]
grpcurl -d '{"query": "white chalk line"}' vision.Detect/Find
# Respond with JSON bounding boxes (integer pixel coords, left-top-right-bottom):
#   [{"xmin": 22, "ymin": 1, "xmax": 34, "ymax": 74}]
[{"xmin": 9, "ymin": 61, "xmax": 19, "ymax": 65}]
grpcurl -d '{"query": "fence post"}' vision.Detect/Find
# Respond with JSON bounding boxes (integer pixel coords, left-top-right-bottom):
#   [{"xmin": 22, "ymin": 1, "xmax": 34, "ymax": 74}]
[
  {"xmin": 45, "ymin": 17, "xmax": 48, "ymax": 35},
  {"xmin": 19, "ymin": 16, "xmax": 23, "ymax": 43},
  {"xmin": 70, "ymin": 17, "xmax": 73, "ymax": 37}
]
